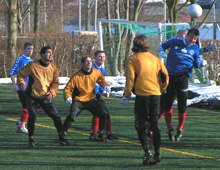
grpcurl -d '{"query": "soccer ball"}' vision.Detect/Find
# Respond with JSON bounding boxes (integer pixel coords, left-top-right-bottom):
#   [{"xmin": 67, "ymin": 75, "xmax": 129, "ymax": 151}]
[{"xmin": 188, "ymin": 4, "xmax": 203, "ymax": 18}]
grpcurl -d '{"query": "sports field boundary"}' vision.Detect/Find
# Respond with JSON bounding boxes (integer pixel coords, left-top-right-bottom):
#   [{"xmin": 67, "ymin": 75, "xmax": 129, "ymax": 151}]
[{"xmin": 5, "ymin": 117, "xmax": 220, "ymax": 162}]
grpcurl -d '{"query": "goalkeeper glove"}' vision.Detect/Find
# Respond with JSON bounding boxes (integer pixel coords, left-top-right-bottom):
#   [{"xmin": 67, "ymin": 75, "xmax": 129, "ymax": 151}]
[
  {"xmin": 200, "ymin": 60, "xmax": 207, "ymax": 67},
  {"xmin": 122, "ymin": 97, "xmax": 130, "ymax": 105},
  {"xmin": 104, "ymin": 86, "xmax": 111, "ymax": 93},
  {"xmin": 159, "ymin": 51, "xmax": 167, "ymax": 58},
  {"xmin": 66, "ymin": 97, "xmax": 72, "ymax": 104},
  {"xmin": 200, "ymin": 43, "xmax": 217, "ymax": 55}
]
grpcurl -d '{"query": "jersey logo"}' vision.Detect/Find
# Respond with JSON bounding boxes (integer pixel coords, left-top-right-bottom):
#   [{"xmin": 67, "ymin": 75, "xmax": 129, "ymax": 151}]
[{"xmin": 189, "ymin": 50, "xmax": 194, "ymax": 55}]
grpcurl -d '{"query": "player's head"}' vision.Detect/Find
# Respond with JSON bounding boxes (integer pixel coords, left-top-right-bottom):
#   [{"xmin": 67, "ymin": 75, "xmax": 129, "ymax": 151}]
[
  {"xmin": 132, "ymin": 34, "xmax": 149, "ymax": 53},
  {"xmin": 185, "ymin": 28, "xmax": 200, "ymax": 46},
  {"xmin": 40, "ymin": 46, "xmax": 53, "ymax": 64},
  {"xmin": 94, "ymin": 50, "xmax": 106, "ymax": 67},
  {"xmin": 81, "ymin": 56, "xmax": 93, "ymax": 72},
  {"xmin": 177, "ymin": 29, "xmax": 188, "ymax": 38},
  {"xmin": 24, "ymin": 42, "xmax": 34, "ymax": 57}
]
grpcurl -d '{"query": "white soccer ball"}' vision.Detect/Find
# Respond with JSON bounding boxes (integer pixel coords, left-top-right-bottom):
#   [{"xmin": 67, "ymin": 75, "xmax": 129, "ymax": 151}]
[{"xmin": 188, "ymin": 4, "xmax": 203, "ymax": 18}]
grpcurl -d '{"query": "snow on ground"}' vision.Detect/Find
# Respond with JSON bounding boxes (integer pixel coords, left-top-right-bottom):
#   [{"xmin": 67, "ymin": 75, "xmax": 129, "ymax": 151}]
[{"xmin": 1, "ymin": 76, "xmax": 220, "ymax": 107}]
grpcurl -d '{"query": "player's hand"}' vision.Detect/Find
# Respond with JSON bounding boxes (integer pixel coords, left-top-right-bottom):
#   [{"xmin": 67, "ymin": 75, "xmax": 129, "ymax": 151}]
[
  {"xmin": 159, "ymin": 51, "xmax": 167, "ymax": 58},
  {"xmin": 122, "ymin": 97, "xmax": 130, "ymax": 105},
  {"xmin": 46, "ymin": 92, "xmax": 53, "ymax": 103},
  {"xmin": 104, "ymin": 86, "xmax": 111, "ymax": 93},
  {"xmin": 204, "ymin": 43, "xmax": 217, "ymax": 52},
  {"xmin": 66, "ymin": 97, "xmax": 72, "ymax": 104},
  {"xmin": 105, "ymin": 92, "xmax": 110, "ymax": 98},
  {"xmin": 13, "ymin": 84, "xmax": 20, "ymax": 91},
  {"xmin": 19, "ymin": 83, "xmax": 27, "ymax": 90},
  {"xmin": 201, "ymin": 60, "xmax": 207, "ymax": 67}
]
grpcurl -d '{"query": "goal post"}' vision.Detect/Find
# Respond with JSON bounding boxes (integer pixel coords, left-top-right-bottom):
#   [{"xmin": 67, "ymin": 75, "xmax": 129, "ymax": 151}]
[{"xmin": 97, "ymin": 19, "xmax": 210, "ymax": 85}]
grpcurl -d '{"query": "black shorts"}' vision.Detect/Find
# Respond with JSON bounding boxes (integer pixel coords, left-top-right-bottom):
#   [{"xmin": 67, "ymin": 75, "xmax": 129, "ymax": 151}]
[{"xmin": 164, "ymin": 74, "xmax": 189, "ymax": 113}]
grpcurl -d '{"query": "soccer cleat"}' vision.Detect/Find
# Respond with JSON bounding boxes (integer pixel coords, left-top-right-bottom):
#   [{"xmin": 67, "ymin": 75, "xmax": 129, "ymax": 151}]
[
  {"xmin": 58, "ymin": 136, "xmax": 67, "ymax": 146},
  {"xmin": 148, "ymin": 154, "xmax": 161, "ymax": 165},
  {"xmin": 98, "ymin": 133, "xmax": 110, "ymax": 142},
  {"xmin": 89, "ymin": 133, "xmax": 98, "ymax": 141},
  {"xmin": 107, "ymin": 134, "xmax": 119, "ymax": 140},
  {"xmin": 168, "ymin": 130, "xmax": 175, "ymax": 142},
  {"xmin": 28, "ymin": 141, "xmax": 36, "ymax": 148},
  {"xmin": 175, "ymin": 130, "xmax": 183, "ymax": 141},
  {"xmin": 16, "ymin": 121, "xmax": 22, "ymax": 127},
  {"xmin": 143, "ymin": 151, "xmax": 152, "ymax": 165},
  {"xmin": 16, "ymin": 126, "xmax": 28, "ymax": 133}
]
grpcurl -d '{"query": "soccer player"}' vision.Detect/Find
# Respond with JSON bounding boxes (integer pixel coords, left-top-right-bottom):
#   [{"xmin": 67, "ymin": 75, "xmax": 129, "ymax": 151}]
[
  {"xmin": 123, "ymin": 35, "xmax": 169, "ymax": 165},
  {"xmin": 89, "ymin": 50, "xmax": 118, "ymax": 141},
  {"xmin": 158, "ymin": 29, "xmax": 217, "ymax": 121},
  {"xmin": 63, "ymin": 56, "xmax": 111, "ymax": 142},
  {"xmin": 17, "ymin": 46, "xmax": 66, "ymax": 147},
  {"xmin": 9, "ymin": 42, "xmax": 34, "ymax": 133},
  {"xmin": 159, "ymin": 28, "xmax": 207, "ymax": 142}
]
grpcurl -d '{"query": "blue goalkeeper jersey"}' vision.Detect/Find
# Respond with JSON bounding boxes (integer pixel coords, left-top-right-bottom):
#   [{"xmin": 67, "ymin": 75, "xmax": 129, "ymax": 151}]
[
  {"xmin": 160, "ymin": 37, "xmax": 202, "ymax": 77},
  {"xmin": 92, "ymin": 62, "xmax": 106, "ymax": 76},
  {"xmin": 9, "ymin": 54, "xmax": 34, "ymax": 91}
]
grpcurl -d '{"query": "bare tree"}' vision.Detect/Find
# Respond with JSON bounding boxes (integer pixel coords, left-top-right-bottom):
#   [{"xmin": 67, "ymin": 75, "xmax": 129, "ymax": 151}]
[
  {"xmin": 17, "ymin": 0, "xmax": 35, "ymax": 34},
  {"xmin": 3, "ymin": 0, "xmax": 18, "ymax": 66},
  {"xmin": 34, "ymin": 0, "xmax": 39, "ymax": 33}
]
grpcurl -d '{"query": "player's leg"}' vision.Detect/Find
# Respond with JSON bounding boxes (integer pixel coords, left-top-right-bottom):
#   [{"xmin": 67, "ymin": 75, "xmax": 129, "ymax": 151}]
[
  {"xmin": 134, "ymin": 96, "xmax": 153, "ymax": 165},
  {"xmin": 148, "ymin": 95, "xmax": 161, "ymax": 165},
  {"xmin": 88, "ymin": 98, "xmax": 108, "ymax": 142},
  {"xmin": 175, "ymin": 75, "xmax": 188, "ymax": 141},
  {"xmin": 16, "ymin": 91, "xmax": 29, "ymax": 133},
  {"xmin": 89, "ymin": 116, "xmax": 99, "ymax": 140},
  {"xmin": 164, "ymin": 76, "xmax": 177, "ymax": 141},
  {"xmin": 63, "ymin": 101, "xmax": 83, "ymax": 135},
  {"xmin": 41, "ymin": 100, "xmax": 67, "ymax": 146},
  {"xmin": 26, "ymin": 95, "xmax": 38, "ymax": 147}
]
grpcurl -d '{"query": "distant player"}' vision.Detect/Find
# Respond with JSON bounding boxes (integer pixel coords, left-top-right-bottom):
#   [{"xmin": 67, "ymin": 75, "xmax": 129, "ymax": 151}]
[
  {"xmin": 159, "ymin": 28, "xmax": 207, "ymax": 141},
  {"xmin": 63, "ymin": 56, "xmax": 111, "ymax": 142},
  {"xmin": 17, "ymin": 46, "xmax": 66, "ymax": 147},
  {"xmin": 9, "ymin": 42, "xmax": 35, "ymax": 133},
  {"xmin": 89, "ymin": 50, "xmax": 118, "ymax": 141},
  {"xmin": 123, "ymin": 35, "xmax": 169, "ymax": 165},
  {"xmin": 158, "ymin": 29, "xmax": 217, "ymax": 121}
]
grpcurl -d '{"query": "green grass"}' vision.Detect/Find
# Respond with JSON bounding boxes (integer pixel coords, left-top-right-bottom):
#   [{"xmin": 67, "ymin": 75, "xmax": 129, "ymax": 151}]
[{"xmin": 0, "ymin": 84, "xmax": 220, "ymax": 170}]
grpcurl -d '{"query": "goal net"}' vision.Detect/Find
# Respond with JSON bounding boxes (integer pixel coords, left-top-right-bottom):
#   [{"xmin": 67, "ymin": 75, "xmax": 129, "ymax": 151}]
[{"xmin": 98, "ymin": 19, "xmax": 209, "ymax": 84}]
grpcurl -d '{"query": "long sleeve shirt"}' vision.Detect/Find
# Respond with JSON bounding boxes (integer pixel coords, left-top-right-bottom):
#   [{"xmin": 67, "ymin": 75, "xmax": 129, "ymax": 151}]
[
  {"xmin": 160, "ymin": 37, "xmax": 202, "ymax": 77},
  {"xmin": 123, "ymin": 52, "xmax": 169, "ymax": 98},
  {"xmin": 9, "ymin": 55, "xmax": 34, "ymax": 91},
  {"xmin": 63, "ymin": 68, "xmax": 109, "ymax": 102},
  {"xmin": 17, "ymin": 60, "xmax": 59, "ymax": 99}
]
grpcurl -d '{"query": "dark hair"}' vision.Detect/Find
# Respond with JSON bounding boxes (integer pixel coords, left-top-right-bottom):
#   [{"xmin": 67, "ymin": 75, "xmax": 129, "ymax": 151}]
[
  {"xmin": 81, "ymin": 56, "xmax": 92, "ymax": 64},
  {"xmin": 40, "ymin": 46, "xmax": 52, "ymax": 54},
  {"xmin": 187, "ymin": 27, "xmax": 200, "ymax": 36},
  {"xmin": 132, "ymin": 34, "xmax": 149, "ymax": 53},
  {"xmin": 94, "ymin": 50, "xmax": 105, "ymax": 57},
  {"xmin": 24, "ymin": 42, "xmax": 33, "ymax": 49}
]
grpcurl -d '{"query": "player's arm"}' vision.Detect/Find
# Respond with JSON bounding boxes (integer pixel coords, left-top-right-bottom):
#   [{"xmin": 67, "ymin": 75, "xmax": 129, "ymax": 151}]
[
  {"xmin": 98, "ymin": 72, "xmax": 110, "ymax": 97},
  {"xmin": 17, "ymin": 63, "xmax": 32, "ymax": 90},
  {"xmin": 194, "ymin": 47, "xmax": 207, "ymax": 68},
  {"xmin": 9, "ymin": 58, "xmax": 20, "ymax": 91},
  {"xmin": 123, "ymin": 57, "xmax": 135, "ymax": 98},
  {"xmin": 10, "ymin": 75, "xmax": 19, "ymax": 91},
  {"xmin": 199, "ymin": 43, "xmax": 217, "ymax": 55},
  {"xmin": 159, "ymin": 38, "xmax": 174, "ymax": 58},
  {"xmin": 159, "ymin": 61, "xmax": 169, "ymax": 91},
  {"xmin": 63, "ymin": 77, "xmax": 75, "ymax": 103},
  {"xmin": 48, "ymin": 65, "xmax": 60, "ymax": 98}
]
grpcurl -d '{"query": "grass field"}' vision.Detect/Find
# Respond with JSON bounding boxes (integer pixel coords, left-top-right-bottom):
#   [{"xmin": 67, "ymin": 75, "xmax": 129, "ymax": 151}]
[{"xmin": 0, "ymin": 84, "xmax": 220, "ymax": 170}]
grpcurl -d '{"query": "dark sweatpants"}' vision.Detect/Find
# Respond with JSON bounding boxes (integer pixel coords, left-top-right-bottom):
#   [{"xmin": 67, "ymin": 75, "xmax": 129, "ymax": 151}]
[{"xmin": 134, "ymin": 95, "xmax": 161, "ymax": 154}]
